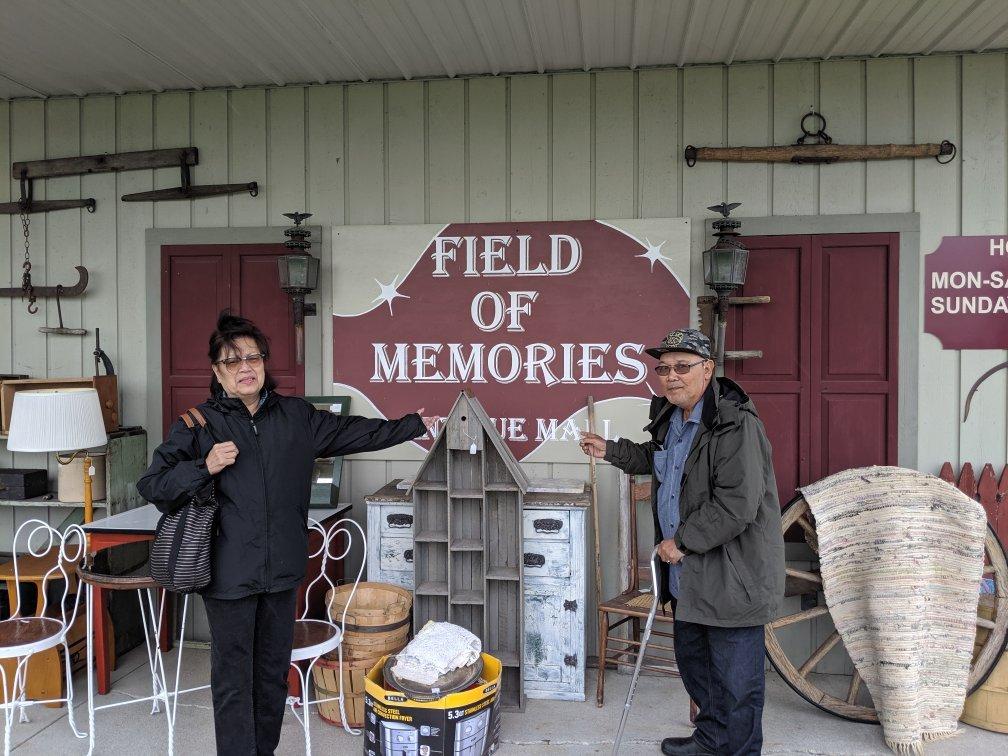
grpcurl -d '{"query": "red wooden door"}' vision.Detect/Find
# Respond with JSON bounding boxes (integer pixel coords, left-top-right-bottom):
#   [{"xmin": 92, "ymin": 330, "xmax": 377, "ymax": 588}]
[
  {"xmin": 726, "ymin": 233, "xmax": 898, "ymax": 505},
  {"xmin": 161, "ymin": 243, "xmax": 305, "ymax": 436}
]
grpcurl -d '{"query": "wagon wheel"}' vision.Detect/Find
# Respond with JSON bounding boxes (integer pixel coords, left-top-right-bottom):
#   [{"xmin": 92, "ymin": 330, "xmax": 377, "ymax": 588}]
[{"xmin": 765, "ymin": 495, "xmax": 1008, "ymax": 723}]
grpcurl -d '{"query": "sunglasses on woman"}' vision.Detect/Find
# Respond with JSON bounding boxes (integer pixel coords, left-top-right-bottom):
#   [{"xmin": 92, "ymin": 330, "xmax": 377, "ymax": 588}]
[
  {"xmin": 215, "ymin": 353, "xmax": 267, "ymax": 373},
  {"xmin": 654, "ymin": 358, "xmax": 705, "ymax": 376}
]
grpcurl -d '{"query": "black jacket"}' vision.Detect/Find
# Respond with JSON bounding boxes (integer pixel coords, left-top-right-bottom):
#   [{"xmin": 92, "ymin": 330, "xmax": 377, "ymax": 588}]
[
  {"xmin": 604, "ymin": 377, "xmax": 785, "ymax": 627},
  {"xmin": 137, "ymin": 392, "xmax": 426, "ymax": 599}
]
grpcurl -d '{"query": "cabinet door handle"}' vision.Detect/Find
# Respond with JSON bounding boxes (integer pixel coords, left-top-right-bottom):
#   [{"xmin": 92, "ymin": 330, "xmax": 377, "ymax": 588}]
[
  {"xmin": 563, "ymin": 599, "xmax": 577, "ymax": 611},
  {"xmin": 523, "ymin": 553, "xmax": 545, "ymax": 568},
  {"xmin": 564, "ymin": 654, "xmax": 577, "ymax": 667},
  {"xmin": 533, "ymin": 518, "xmax": 563, "ymax": 534},
  {"xmin": 404, "ymin": 549, "xmax": 414, "ymax": 563},
  {"xmin": 386, "ymin": 513, "xmax": 413, "ymax": 528}
]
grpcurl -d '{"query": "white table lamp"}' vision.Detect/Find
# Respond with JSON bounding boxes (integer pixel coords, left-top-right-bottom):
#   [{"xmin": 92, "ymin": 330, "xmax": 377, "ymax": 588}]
[{"xmin": 7, "ymin": 388, "xmax": 109, "ymax": 523}]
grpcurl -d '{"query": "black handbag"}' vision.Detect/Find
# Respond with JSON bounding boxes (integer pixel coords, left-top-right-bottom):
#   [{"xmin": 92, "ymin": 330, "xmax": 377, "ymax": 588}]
[{"xmin": 149, "ymin": 407, "xmax": 220, "ymax": 594}]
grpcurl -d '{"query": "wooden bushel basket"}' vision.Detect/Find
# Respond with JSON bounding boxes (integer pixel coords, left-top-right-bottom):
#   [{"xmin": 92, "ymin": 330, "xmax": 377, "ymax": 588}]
[
  {"xmin": 324, "ymin": 582, "xmax": 412, "ymax": 661},
  {"xmin": 311, "ymin": 655, "xmax": 373, "ymax": 729}
]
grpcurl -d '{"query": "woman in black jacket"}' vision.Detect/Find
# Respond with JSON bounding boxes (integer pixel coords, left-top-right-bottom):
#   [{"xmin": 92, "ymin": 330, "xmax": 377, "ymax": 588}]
[{"xmin": 137, "ymin": 312, "xmax": 427, "ymax": 755}]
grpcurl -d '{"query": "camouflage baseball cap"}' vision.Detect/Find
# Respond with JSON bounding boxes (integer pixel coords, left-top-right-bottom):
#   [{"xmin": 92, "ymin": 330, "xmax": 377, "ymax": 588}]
[{"xmin": 645, "ymin": 328, "xmax": 712, "ymax": 360}]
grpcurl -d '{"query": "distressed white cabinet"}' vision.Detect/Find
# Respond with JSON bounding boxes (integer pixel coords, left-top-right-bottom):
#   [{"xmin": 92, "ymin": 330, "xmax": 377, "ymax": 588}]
[{"xmin": 365, "ymin": 480, "xmax": 588, "ymax": 701}]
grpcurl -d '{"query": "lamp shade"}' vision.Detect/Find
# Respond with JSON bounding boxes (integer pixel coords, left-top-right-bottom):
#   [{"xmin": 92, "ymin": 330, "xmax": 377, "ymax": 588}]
[{"xmin": 6, "ymin": 388, "xmax": 108, "ymax": 453}]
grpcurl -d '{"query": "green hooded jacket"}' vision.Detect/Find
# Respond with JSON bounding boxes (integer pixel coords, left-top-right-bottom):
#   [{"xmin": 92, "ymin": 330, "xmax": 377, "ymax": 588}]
[{"xmin": 604, "ymin": 376, "xmax": 785, "ymax": 627}]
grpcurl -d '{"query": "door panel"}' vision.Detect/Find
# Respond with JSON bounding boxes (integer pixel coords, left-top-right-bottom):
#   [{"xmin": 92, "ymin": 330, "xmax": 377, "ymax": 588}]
[
  {"xmin": 820, "ymin": 394, "xmax": 889, "ymax": 475},
  {"xmin": 727, "ymin": 232, "xmax": 898, "ymax": 503},
  {"xmin": 161, "ymin": 243, "xmax": 304, "ymax": 436},
  {"xmin": 726, "ymin": 236, "xmax": 810, "ymax": 507},
  {"xmin": 523, "ymin": 582, "xmax": 573, "ymax": 686}
]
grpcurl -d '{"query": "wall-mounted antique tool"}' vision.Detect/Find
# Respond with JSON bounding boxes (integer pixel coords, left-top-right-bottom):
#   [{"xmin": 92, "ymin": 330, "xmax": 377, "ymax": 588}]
[
  {"xmin": 38, "ymin": 285, "xmax": 87, "ymax": 336},
  {"xmin": 0, "ymin": 172, "xmax": 96, "ymax": 215},
  {"xmin": 7, "ymin": 147, "xmax": 258, "ymax": 211},
  {"xmin": 685, "ymin": 110, "xmax": 956, "ymax": 167},
  {"xmin": 121, "ymin": 157, "xmax": 258, "ymax": 202},
  {"xmin": 93, "ymin": 328, "xmax": 115, "ymax": 376},
  {"xmin": 0, "ymin": 202, "xmax": 89, "ymax": 313}
]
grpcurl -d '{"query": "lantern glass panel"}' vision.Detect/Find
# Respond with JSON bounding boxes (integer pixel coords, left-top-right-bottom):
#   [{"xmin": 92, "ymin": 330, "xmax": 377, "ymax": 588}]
[
  {"xmin": 278, "ymin": 254, "xmax": 320, "ymax": 291},
  {"xmin": 703, "ymin": 246, "xmax": 748, "ymax": 289}
]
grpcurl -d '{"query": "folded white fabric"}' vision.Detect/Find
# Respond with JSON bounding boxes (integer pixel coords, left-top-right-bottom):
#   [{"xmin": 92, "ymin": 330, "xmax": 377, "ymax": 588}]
[{"xmin": 391, "ymin": 621, "xmax": 482, "ymax": 687}]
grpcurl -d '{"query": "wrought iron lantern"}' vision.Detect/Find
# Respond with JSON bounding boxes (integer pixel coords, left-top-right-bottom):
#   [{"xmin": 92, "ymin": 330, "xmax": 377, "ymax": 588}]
[
  {"xmin": 703, "ymin": 202, "xmax": 750, "ymax": 373},
  {"xmin": 702, "ymin": 202, "xmax": 748, "ymax": 295},
  {"xmin": 279, "ymin": 211, "xmax": 319, "ymax": 365}
]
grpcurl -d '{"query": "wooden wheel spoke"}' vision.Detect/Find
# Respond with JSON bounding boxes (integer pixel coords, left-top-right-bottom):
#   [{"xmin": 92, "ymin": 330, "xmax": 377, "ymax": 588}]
[
  {"xmin": 771, "ymin": 604, "xmax": 830, "ymax": 629},
  {"xmin": 798, "ymin": 630, "xmax": 841, "ymax": 678},
  {"xmin": 846, "ymin": 669, "xmax": 863, "ymax": 704},
  {"xmin": 977, "ymin": 616, "xmax": 996, "ymax": 630},
  {"xmin": 785, "ymin": 567, "xmax": 822, "ymax": 584}
]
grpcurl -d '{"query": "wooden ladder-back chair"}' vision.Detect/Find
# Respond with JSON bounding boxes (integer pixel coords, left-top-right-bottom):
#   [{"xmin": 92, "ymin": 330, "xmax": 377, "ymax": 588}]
[{"xmin": 596, "ymin": 473, "xmax": 679, "ymax": 707}]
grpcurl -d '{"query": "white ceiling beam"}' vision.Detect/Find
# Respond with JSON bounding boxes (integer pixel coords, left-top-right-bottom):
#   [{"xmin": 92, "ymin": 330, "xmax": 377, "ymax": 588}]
[
  {"xmin": 0, "ymin": 71, "xmax": 49, "ymax": 99},
  {"xmin": 577, "ymin": 0, "xmax": 589, "ymax": 71},
  {"xmin": 629, "ymin": 0, "xmax": 642, "ymax": 70},
  {"xmin": 976, "ymin": 16, "xmax": 1008, "ymax": 52},
  {"xmin": 725, "ymin": 0, "xmax": 755, "ymax": 66},
  {"xmin": 403, "ymin": 1, "xmax": 456, "ymax": 78},
  {"xmin": 181, "ymin": 0, "xmax": 287, "ymax": 86},
  {"xmin": 871, "ymin": 0, "xmax": 929, "ymax": 57},
  {"xmin": 237, "ymin": 0, "xmax": 329, "ymax": 85},
  {"xmin": 824, "ymin": 0, "xmax": 871, "ymax": 60},
  {"xmin": 72, "ymin": 1, "xmax": 206, "ymax": 90},
  {"xmin": 297, "ymin": 0, "xmax": 369, "ymax": 82},
  {"xmin": 924, "ymin": 0, "xmax": 987, "ymax": 55},
  {"xmin": 348, "ymin": 1, "xmax": 413, "ymax": 80},
  {"xmin": 520, "ymin": 0, "xmax": 546, "ymax": 73},
  {"xmin": 461, "ymin": 0, "xmax": 500, "ymax": 76},
  {"xmin": 677, "ymin": 0, "xmax": 697, "ymax": 68},
  {"xmin": 774, "ymin": 0, "xmax": 814, "ymax": 63}
]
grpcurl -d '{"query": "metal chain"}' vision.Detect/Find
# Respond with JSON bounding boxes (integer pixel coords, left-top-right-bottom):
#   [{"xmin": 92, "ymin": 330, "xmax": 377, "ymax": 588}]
[{"xmin": 19, "ymin": 208, "xmax": 37, "ymax": 314}]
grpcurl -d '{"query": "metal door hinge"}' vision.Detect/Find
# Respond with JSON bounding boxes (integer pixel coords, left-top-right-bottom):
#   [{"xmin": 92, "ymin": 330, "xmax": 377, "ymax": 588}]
[
  {"xmin": 563, "ymin": 599, "xmax": 577, "ymax": 611},
  {"xmin": 564, "ymin": 654, "xmax": 577, "ymax": 667}
]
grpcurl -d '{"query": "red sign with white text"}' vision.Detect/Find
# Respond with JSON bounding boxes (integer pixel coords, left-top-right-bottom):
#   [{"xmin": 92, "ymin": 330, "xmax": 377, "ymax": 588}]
[
  {"xmin": 332, "ymin": 220, "xmax": 689, "ymax": 458},
  {"xmin": 924, "ymin": 236, "xmax": 1008, "ymax": 350}
]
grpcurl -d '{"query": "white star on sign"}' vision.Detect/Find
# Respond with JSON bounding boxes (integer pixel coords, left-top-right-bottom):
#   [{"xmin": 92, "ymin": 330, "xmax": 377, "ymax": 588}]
[
  {"xmin": 372, "ymin": 275, "xmax": 410, "ymax": 316},
  {"xmin": 637, "ymin": 238, "xmax": 673, "ymax": 271}
]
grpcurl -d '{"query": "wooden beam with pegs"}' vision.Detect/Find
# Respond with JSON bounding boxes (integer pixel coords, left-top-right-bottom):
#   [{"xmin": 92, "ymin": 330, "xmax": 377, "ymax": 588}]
[{"xmin": 697, "ymin": 294, "xmax": 771, "ymax": 361}]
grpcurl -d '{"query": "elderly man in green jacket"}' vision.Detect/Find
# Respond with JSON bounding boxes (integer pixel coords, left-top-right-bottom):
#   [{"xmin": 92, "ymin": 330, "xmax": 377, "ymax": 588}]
[{"xmin": 581, "ymin": 328, "xmax": 784, "ymax": 756}]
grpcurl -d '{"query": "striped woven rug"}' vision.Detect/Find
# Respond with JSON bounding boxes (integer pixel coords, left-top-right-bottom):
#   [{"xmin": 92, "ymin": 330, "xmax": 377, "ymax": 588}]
[{"xmin": 800, "ymin": 466, "xmax": 987, "ymax": 755}]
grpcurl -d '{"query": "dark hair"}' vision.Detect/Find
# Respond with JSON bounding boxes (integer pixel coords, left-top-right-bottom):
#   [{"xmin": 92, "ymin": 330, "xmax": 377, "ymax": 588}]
[{"xmin": 208, "ymin": 310, "xmax": 276, "ymax": 396}]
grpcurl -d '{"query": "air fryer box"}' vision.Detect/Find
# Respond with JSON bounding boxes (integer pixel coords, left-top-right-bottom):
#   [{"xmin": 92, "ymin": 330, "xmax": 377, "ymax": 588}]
[{"xmin": 363, "ymin": 653, "xmax": 502, "ymax": 756}]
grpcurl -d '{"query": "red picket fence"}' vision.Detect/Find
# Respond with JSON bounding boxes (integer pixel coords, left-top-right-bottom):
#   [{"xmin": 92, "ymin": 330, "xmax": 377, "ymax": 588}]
[{"xmin": 939, "ymin": 462, "xmax": 1008, "ymax": 545}]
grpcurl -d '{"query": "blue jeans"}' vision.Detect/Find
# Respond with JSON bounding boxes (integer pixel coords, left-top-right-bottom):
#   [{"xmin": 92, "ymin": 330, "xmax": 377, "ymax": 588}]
[{"xmin": 673, "ymin": 620, "xmax": 765, "ymax": 755}]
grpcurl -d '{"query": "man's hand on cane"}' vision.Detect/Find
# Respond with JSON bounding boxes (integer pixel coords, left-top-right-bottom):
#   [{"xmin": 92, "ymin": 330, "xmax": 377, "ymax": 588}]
[{"xmin": 657, "ymin": 538, "xmax": 684, "ymax": 565}]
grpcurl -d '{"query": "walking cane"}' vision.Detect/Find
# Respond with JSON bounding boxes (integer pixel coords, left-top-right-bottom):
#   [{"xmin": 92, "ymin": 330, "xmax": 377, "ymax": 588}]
[{"xmin": 612, "ymin": 544, "xmax": 663, "ymax": 755}]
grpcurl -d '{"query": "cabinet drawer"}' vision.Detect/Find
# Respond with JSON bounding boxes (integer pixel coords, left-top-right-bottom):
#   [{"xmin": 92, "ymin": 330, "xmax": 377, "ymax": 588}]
[
  {"xmin": 522, "ymin": 540, "xmax": 571, "ymax": 579},
  {"xmin": 379, "ymin": 536, "xmax": 414, "ymax": 573},
  {"xmin": 380, "ymin": 505, "xmax": 414, "ymax": 535},
  {"xmin": 522, "ymin": 510, "xmax": 570, "ymax": 541}
]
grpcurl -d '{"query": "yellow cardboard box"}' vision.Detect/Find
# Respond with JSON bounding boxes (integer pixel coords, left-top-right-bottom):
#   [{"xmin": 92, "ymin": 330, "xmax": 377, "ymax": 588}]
[{"xmin": 363, "ymin": 653, "xmax": 502, "ymax": 756}]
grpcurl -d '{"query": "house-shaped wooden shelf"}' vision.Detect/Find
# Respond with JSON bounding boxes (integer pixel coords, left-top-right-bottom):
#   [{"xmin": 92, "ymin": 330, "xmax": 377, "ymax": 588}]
[{"xmin": 410, "ymin": 389, "xmax": 529, "ymax": 711}]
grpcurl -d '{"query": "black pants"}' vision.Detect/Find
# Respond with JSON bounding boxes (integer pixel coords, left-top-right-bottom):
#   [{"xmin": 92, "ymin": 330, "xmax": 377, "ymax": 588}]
[
  {"xmin": 673, "ymin": 620, "xmax": 765, "ymax": 755},
  {"xmin": 203, "ymin": 588, "xmax": 298, "ymax": 756}
]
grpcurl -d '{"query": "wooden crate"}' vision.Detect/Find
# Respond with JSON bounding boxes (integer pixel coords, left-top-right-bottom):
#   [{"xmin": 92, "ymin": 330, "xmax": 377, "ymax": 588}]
[{"xmin": 1, "ymin": 375, "xmax": 119, "ymax": 434}]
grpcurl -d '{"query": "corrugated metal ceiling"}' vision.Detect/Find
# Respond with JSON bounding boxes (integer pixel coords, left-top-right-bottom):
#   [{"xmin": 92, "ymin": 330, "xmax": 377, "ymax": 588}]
[{"xmin": 2, "ymin": 0, "xmax": 1007, "ymax": 99}]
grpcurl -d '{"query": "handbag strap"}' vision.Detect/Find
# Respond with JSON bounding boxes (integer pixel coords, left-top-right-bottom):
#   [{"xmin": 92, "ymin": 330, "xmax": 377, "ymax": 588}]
[{"xmin": 180, "ymin": 407, "xmax": 207, "ymax": 429}]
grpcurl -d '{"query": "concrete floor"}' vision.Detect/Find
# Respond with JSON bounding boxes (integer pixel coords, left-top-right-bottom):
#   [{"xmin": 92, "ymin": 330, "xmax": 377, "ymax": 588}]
[{"xmin": 5, "ymin": 645, "xmax": 1007, "ymax": 755}]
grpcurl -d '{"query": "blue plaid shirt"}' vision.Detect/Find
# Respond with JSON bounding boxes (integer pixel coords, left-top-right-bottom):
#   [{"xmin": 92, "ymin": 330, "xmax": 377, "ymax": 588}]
[{"xmin": 654, "ymin": 397, "xmax": 704, "ymax": 597}]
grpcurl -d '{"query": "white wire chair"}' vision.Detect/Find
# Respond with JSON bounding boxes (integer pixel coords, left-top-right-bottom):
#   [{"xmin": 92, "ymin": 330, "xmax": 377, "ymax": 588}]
[
  {"xmin": 0, "ymin": 519, "xmax": 87, "ymax": 756},
  {"xmin": 287, "ymin": 517, "xmax": 366, "ymax": 754},
  {"xmin": 69, "ymin": 524, "xmax": 206, "ymax": 756}
]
